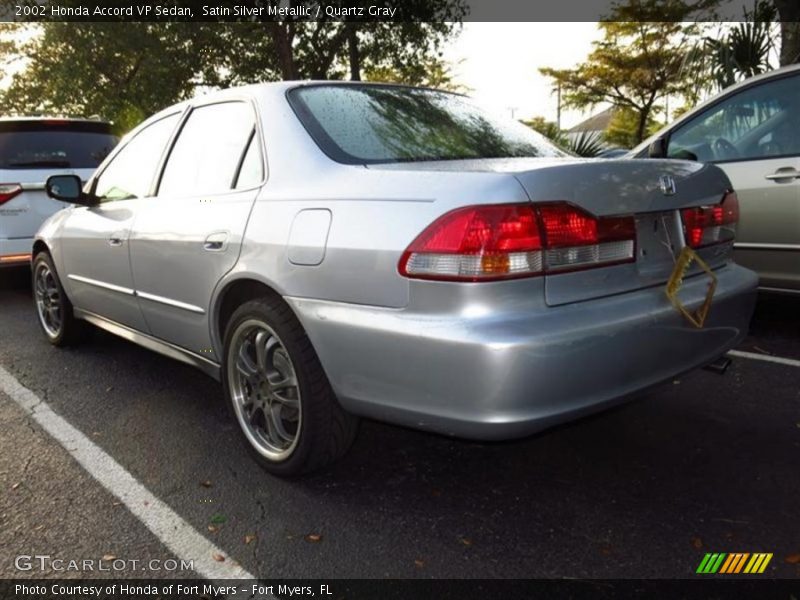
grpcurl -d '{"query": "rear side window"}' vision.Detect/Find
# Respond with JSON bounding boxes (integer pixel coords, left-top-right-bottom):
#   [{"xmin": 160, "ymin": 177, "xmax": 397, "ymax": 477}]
[
  {"xmin": 0, "ymin": 121, "xmax": 117, "ymax": 169},
  {"xmin": 234, "ymin": 132, "xmax": 263, "ymax": 190},
  {"xmin": 94, "ymin": 113, "xmax": 180, "ymax": 202},
  {"xmin": 159, "ymin": 102, "xmax": 257, "ymax": 197},
  {"xmin": 288, "ymin": 84, "xmax": 567, "ymax": 165}
]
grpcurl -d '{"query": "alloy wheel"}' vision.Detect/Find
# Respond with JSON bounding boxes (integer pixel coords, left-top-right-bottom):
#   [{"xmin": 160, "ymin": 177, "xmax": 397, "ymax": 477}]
[
  {"xmin": 227, "ymin": 319, "xmax": 302, "ymax": 461},
  {"xmin": 34, "ymin": 262, "xmax": 62, "ymax": 338}
]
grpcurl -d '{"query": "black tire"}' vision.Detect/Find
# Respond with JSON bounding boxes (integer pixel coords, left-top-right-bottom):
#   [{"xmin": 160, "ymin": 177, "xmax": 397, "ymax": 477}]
[
  {"xmin": 32, "ymin": 251, "xmax": 91, "ymax": 347},
  {"xmin": 221, "ymin": 297, "xmax": 359, "ymax": 476}
]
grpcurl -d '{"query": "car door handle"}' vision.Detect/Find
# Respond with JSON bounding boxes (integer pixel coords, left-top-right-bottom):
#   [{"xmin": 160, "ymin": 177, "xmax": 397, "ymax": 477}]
[
  {"xmin": 108, "ymin": 231, "xmax": 125, "ymax": 247},
  {"xmin": 203, "ymin": 232, "xmax": 228, "ymax": 252},
  {"xmin": 765, "ymin": 168, "xmax": 800, "ymax": 182}
]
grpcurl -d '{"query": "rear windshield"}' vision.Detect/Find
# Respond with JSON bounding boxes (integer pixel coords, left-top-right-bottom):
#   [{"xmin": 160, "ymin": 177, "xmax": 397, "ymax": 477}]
[
  {"xmin": 288, "ymin": 85, "xmax": 567, "ymax": 165},
  {"xmin": 0, "ymin": 121, "xmax": 117, "ymax": 169}
]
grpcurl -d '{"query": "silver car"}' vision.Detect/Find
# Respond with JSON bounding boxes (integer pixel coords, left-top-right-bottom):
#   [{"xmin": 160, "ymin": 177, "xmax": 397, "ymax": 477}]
[
  {"xmin": 634, "ymin": 64, "xmax": 800, "ymax": 294},
  {"xmin": 34, "ymin": 82, "xmax": 758, "ymax": 475}
]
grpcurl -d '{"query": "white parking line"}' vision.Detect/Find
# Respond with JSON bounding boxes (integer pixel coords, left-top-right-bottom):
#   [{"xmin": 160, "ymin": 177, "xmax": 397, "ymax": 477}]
[
  {"xmin": 0, "ymin": 364, "xmax": 255, "ymax": 580},
  {"xmin": 728, "ymin": 349, "xmax": 800, "ymax": 369}
]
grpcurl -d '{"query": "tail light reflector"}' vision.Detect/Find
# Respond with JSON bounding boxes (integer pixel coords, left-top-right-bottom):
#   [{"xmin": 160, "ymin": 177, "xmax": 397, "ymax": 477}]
[
  {"xmin": 0, "ymin": 184, "xmax": 22, "ymax": 206},
  {"xmin": 399, "ymin": 202, "xmax": 636, "ymax": 282},
  {"xmin": 681, "ymin": 191, "xmax": 739, "ymax": 249}
]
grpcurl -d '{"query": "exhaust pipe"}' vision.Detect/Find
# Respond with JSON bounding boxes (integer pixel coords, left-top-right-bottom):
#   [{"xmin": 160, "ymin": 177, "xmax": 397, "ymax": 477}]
[{"xmin": 704, "ymin": 355, "xmax": 732, "ymax": 375}]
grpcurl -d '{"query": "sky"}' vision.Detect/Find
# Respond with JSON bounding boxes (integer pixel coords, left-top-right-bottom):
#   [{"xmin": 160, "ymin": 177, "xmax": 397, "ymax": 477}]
[{"xmin": 443, "ymin": 22, "xmax": 606, "ymax": 129}]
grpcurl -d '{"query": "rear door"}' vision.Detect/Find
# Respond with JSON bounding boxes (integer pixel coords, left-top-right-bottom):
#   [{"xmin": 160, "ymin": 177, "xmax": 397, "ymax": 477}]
[
  {"xmin": 59, "ymin": 113, "xmax": 181, "ymax": 331},
  {"xmin": 665, "ymin": 72, "xmax": 800, "ymax": 291},
  {"xmin": 129, "ymin": 100, "xmax": 264, "ymax": 358},
  {"xmin": 0, "ymin": 120, "xmax": 116, "ymax": 264}
]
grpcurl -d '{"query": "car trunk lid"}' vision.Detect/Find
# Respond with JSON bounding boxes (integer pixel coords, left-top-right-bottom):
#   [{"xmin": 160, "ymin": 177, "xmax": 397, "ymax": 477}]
[
  {"xmin": 509, "ymin": 158, "xmax": 733, "ymax": 305},
  {"xmin": 369, "ymin": 157, "xmax": 734, "ymax": 305}
]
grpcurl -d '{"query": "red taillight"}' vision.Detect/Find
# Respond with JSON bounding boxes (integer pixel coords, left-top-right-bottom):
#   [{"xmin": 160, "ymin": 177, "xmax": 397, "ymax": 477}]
[
  {"xmin": 538, "ymin": 204, "xmax": 636, "ymax": 272},
  {"xmin": 0, "ymin": 184, "xmax": 22, "ymax": 206},
  {"xmin": 681, "ymin": 191, "xmax": 739, "ymax": 249},
  {"xmin": 399, "ymin": 202, "xmax": 636, "ymax": 282},
  {"xmin": 399, "ymin": 204, "xmax": 544, "ymax": 281}
]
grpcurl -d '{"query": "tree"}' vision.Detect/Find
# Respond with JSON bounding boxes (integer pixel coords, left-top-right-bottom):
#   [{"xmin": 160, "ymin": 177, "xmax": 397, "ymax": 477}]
[
  {"xmin": 521, "ymin": 117, "xmax": 606, "ymax": 157},
  {"xmin": 603, "ymin": 106, "xmax": 660, "ymax": 148},
  {"xmin": 521, "ymin": 116, "xmax": 563, "ymax": 143},
  {"xmin": 214, "ymin": 19, "xmax": 464, "ymax": 83},
  {"xmin": 693, "ymin": 1, "xmax": 778, "ymax": 91},
  {"xmin": 540, "ymin": 12, "xmax": 706, "ymax": 144},
  {"xmin": 0, "ymin": 4, "xmax": 466, "ymax": 132},
  {"xmin": 363, "ymin": 57, "xmax": 469, "ymax": 92},
  {"xmin": 0, "ymin": 23, "xmax": 216, "ymax": 132},
  {"xmin": 773, "ymin": 0, "xmax": 800, "ymax": 65}
]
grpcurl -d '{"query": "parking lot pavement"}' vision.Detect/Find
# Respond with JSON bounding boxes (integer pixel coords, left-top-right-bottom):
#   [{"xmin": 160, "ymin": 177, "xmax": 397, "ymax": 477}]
[
  {"xmin": 0, "ymin": 390, "xmax": 195, "ymax": 579},
  {"xmin": 0, "ymin": 270, "xmax": 799, "ymax": 579},
  {"xmin": 741, "ymin": 293, "xmax": 800, "ymax": 361}
]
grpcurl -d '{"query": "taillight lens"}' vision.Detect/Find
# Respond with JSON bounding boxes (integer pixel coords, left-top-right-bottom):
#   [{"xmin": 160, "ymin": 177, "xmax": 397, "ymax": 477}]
[
  {"xmin": 0, "ymin": 184, "xmax": 22, "ymax": 206},
  {"xmin": 399, "ymin": 204, "xmax": 544, "ymax": 281},
  {"xmin": 399, "ymin": 202, "xmax": 636, "ymax": 282},
  {"xmin": 539, "ymin": 204, "xmax": 636, "ymax": 272},
  {"xmin": 681, "ymin": 191, "xmax": 739, "ymax": 249}
]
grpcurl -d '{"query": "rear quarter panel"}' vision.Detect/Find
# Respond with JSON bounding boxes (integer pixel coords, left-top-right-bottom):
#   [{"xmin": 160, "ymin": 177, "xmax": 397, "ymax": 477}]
[{"xmin": 227, "ymin": 90, "xmax": 531, "ymax": 309}]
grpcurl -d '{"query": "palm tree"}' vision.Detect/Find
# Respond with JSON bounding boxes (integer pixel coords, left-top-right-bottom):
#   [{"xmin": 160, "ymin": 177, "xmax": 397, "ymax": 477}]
[{"xmin": 703, "ymin": 1, "xmax": 778, "ymax": 90}]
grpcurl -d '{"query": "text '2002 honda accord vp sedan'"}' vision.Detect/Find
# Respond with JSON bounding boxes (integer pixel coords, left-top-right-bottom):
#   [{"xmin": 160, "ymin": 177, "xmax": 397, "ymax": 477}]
[{"xmin": 34, "ymin": 82, "xmax": 758, "ymax": 475}]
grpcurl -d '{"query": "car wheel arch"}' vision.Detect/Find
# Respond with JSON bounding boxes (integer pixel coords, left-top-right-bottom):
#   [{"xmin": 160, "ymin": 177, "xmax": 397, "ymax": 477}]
[
  {"xmin": 32, "ymin": 239, "xmax": 50, "ymax": 259},
  {"xmin": 213, "ymin": 277, "xmax": 289, "ymax": 355}
]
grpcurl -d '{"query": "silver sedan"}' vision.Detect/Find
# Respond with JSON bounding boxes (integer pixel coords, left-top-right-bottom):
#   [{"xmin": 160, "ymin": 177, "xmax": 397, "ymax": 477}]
[{"xmin": 34, "ymin": 82, "xmax": 758, "ymax": 475}]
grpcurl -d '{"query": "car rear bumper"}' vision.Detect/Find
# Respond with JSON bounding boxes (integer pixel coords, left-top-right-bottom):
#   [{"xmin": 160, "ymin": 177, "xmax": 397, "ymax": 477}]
[
  {"xmin": 0, "ymin": 237, "xmax": 33, "ymax": 267},
  {"xmin": 287, "ymin": 263, "xmax": 758, "ymax": 440}
]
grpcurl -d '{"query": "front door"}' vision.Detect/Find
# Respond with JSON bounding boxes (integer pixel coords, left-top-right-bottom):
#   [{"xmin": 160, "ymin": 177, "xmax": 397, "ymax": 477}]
[
  {"xmin": 129, "ymin": 100, "xmax": 264, "ymax": 358},
  {"xmin": 60, "ymin": 112, "xmax": 182, "ymax": 330}
]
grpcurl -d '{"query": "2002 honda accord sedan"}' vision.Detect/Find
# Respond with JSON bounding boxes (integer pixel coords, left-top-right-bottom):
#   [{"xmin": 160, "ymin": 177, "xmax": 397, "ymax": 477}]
[{"xmin": 34, "ymin": 82, "xmax": 758, "ymax": 475}]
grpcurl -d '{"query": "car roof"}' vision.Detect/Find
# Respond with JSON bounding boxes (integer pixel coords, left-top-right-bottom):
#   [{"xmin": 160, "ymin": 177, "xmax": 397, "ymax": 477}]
[
  {"xmin": 137, "ymin": 80, "xmax": 464, "ymax": 135},
  {"xmin": 181, "ymin": 79, "xmax": 463, "ymax": 107}
]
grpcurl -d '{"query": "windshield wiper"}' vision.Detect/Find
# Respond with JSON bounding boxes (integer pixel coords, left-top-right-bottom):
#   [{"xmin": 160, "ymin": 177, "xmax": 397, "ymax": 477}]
[{"xmin": 7, "ymin": 159, "xmax": 72, "ymax": 168}]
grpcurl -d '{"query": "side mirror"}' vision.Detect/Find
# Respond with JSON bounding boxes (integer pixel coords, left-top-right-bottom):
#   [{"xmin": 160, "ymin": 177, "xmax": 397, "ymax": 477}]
[
  {"xmin": 647, "ymin": 136, "xmax": 668, "ymax": 158},
  {"xmin": 45, "ymin": 175, "xmax": 96, "ymax": 206}
]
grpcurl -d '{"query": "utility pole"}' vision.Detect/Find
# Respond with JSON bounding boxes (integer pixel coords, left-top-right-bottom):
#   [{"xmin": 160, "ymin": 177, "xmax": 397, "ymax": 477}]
[{"xmin": 556, "ymin": 82, "xmax": 562, "ymax": 131}]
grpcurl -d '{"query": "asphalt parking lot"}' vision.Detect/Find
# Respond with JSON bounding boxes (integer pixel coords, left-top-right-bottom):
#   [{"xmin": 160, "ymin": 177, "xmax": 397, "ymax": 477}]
[{"xmin": 1, "ymin": 267, "xmax": 799, "ymax": 580}]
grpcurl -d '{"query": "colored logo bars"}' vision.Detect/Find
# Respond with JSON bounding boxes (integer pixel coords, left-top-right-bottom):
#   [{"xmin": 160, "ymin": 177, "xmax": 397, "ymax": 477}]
[{"xmin": 696, "ymin": 553, "xmax": 773, "ymax": 574}]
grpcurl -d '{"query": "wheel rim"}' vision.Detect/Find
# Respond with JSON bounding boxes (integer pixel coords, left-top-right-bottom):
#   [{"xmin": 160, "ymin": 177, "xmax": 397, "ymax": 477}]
[
  {"xmin": 34, "ymin": 262, "xmax": 62, "ymax": 339},
  {"xmin": 227, "ymin": 319, "xmax": 302, "ymax": 461}
]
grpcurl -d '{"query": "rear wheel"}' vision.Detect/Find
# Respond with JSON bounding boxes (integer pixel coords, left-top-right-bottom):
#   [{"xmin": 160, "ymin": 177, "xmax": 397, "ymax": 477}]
[
  {"xmin": 32, "ymin": 252, "xmax": 90, "ymax": 346},
  {"xmin": 222, "ymin": 297, "xmax": 359, "ymax": 476}
]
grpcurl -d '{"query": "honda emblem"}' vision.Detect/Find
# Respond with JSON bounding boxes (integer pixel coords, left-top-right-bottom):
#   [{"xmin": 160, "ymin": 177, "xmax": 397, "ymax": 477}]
[{"xmin": 659, "ymin": 175, "xmax": 676, "ymax": 196}]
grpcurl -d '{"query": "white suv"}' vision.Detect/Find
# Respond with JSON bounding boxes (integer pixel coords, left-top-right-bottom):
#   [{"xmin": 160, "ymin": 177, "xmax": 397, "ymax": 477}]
[{"xmin": 0, "ymin": 118, "xmax": 116, "ymax": 267}]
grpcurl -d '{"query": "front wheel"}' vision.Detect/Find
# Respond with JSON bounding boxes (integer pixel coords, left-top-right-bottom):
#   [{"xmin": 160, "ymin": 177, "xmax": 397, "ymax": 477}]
[
  {"xmin": 222, "ymin": 297, "xmax": 359, "ymax": 476},
  {"xmin": 32, "ymin": 252, "xmax": 90, "ymax": 346}
]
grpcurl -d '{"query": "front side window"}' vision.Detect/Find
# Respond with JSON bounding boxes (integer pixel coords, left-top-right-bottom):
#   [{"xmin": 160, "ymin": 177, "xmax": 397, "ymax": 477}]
[
  {"xmin": 94, "ymin": 114, "xmax": 180, "ymax": 202},
  {"xmin": 159, "ymin": 102, "xmax": 257, "ymax": 197},
  {"xmin": 668, "ymin": 74, "xmax": 800, "ymax": 163},
  {"xmin": 288, "ymin": 84, "xmax": 567, "ymax": 165}
]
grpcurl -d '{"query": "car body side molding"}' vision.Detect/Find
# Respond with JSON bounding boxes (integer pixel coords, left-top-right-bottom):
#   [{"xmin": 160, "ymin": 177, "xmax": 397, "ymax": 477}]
[{"xmin": 74, "ymin": 308, "xmax": 221, "ymax": 380}]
